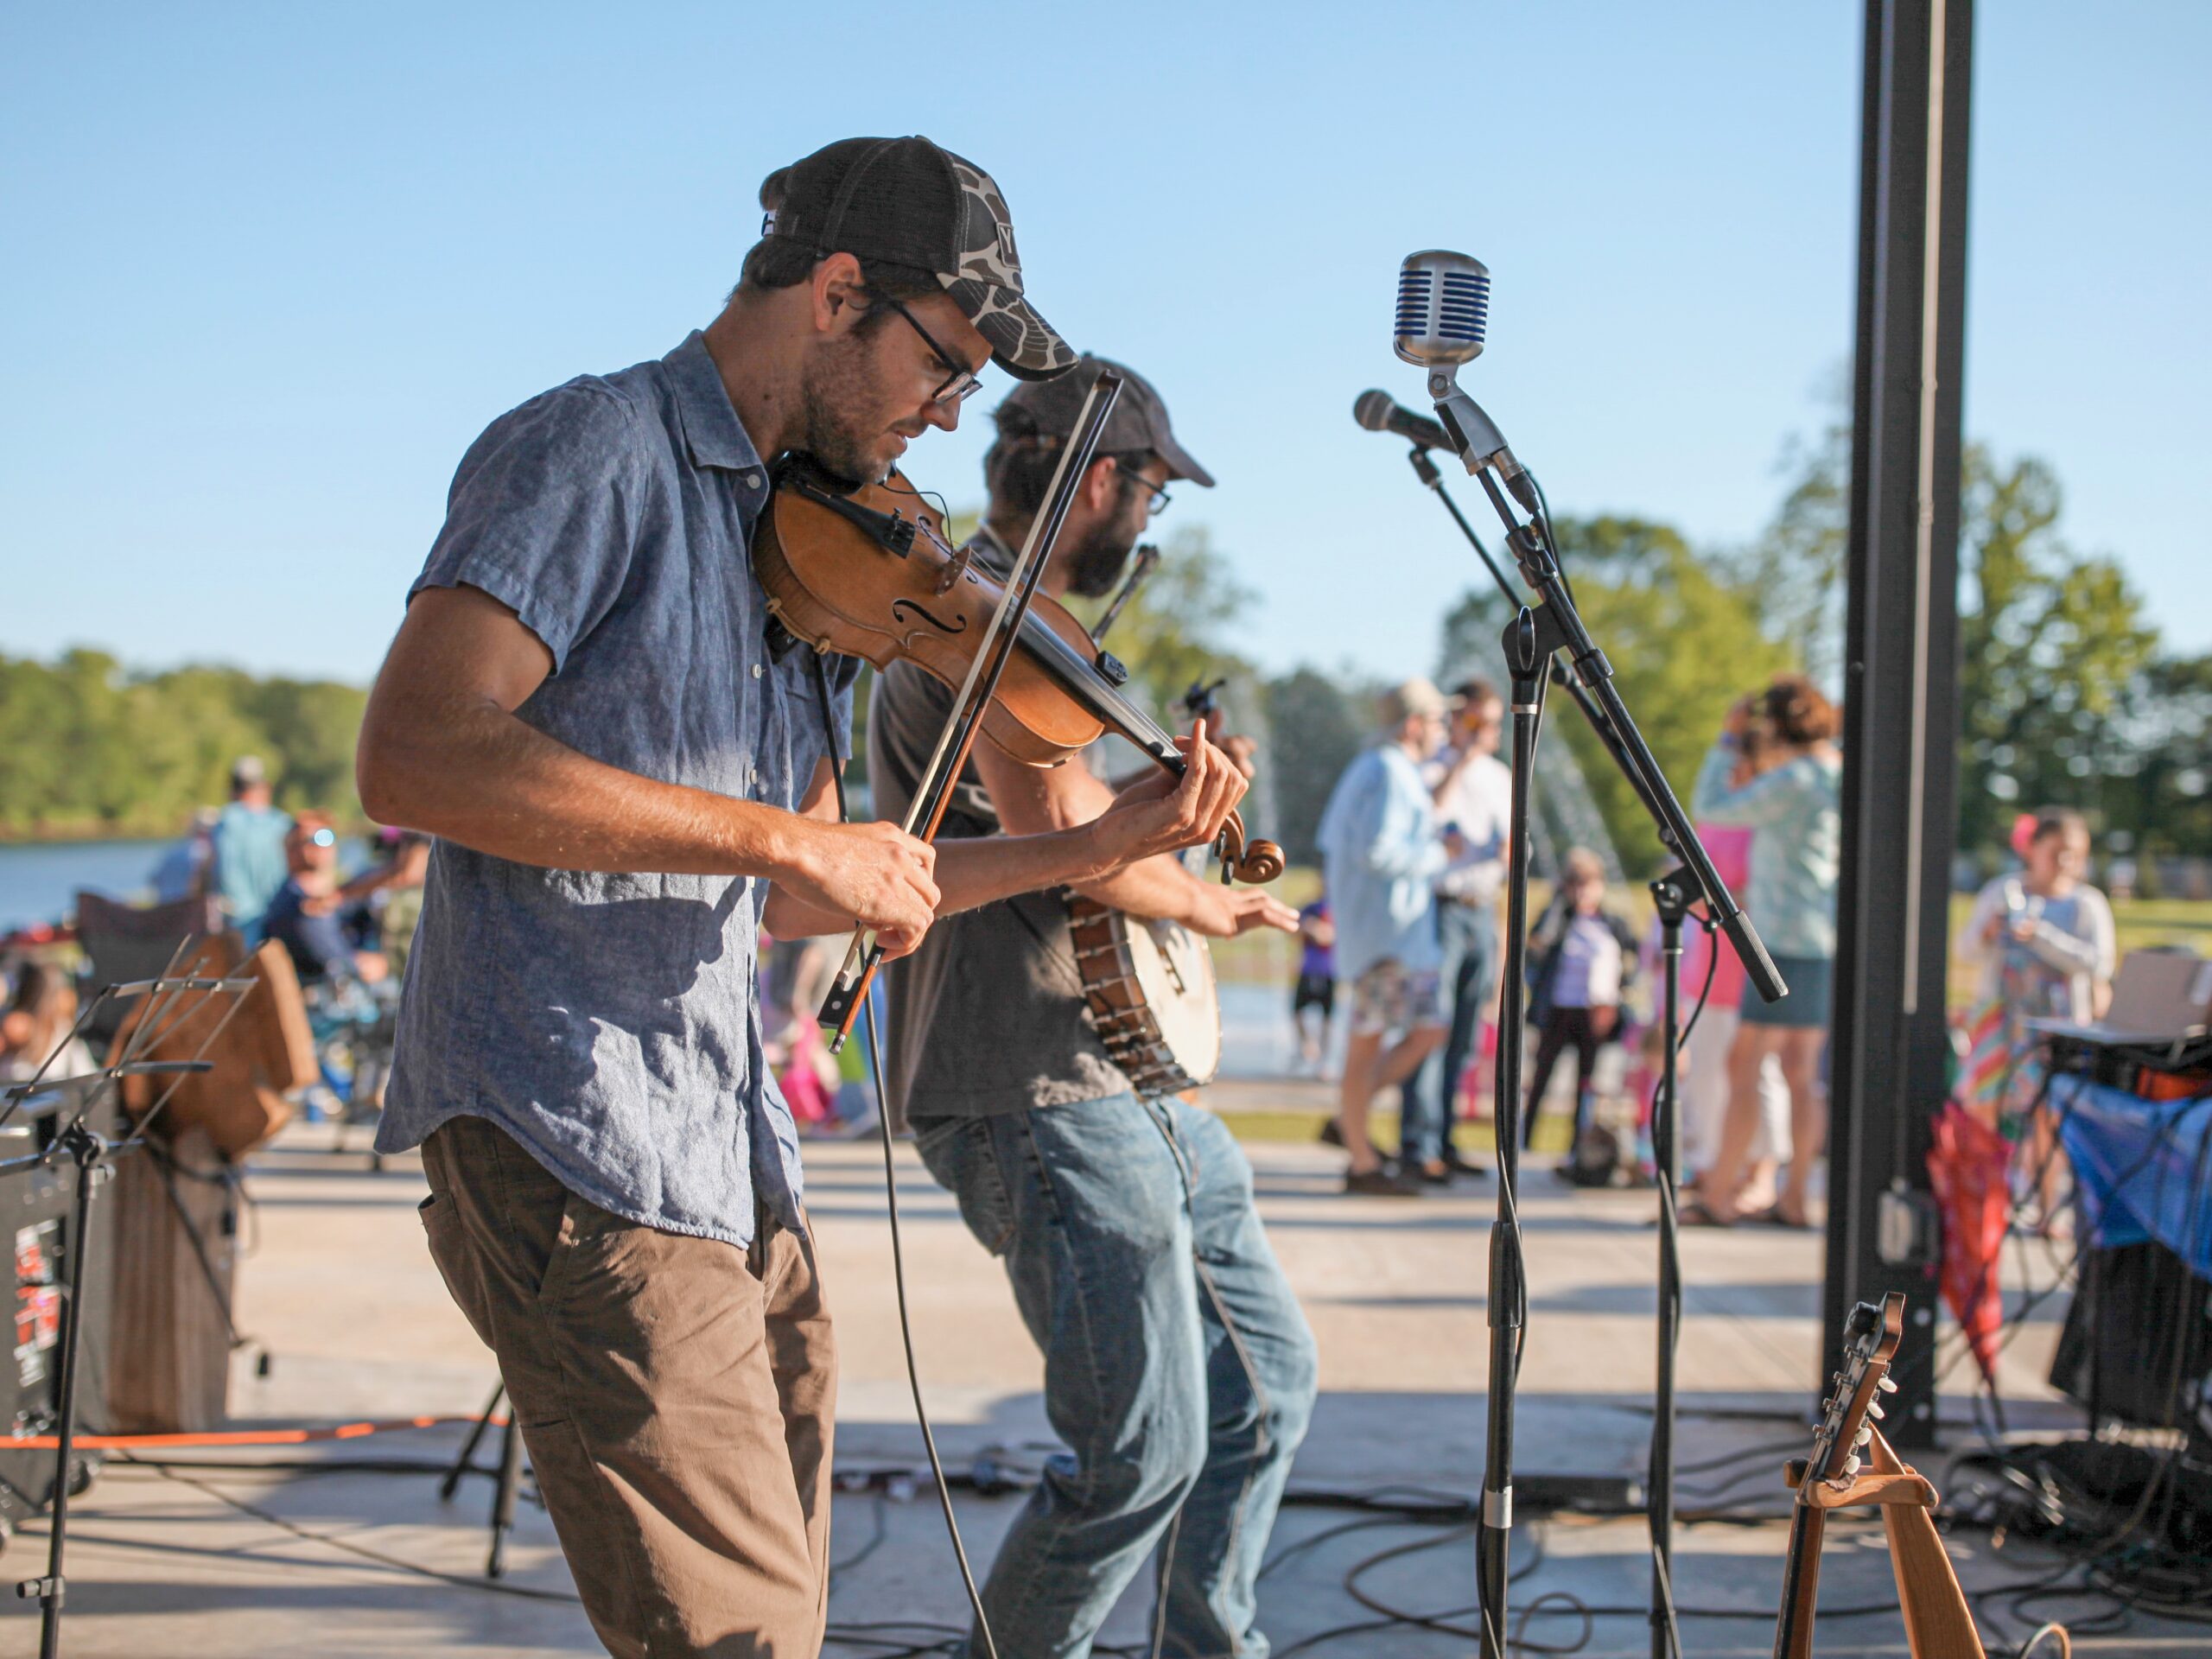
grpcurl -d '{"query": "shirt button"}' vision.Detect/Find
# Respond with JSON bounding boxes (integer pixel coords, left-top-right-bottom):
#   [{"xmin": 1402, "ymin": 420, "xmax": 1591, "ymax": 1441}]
[
  {"xmin": 751, "ymin": 663, "xmax": 763, "ymax": 680},
  {"xmin": 746, "ymin": 472, "xmax": 764, "ymax": 490}
]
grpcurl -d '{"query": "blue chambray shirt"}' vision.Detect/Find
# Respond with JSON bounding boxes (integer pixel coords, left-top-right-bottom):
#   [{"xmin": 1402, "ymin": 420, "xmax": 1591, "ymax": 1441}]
[
  {"xmin": 376, "ymin": 333, "xmax": 859, "ymax": 1248},
  {"xmin": 1315, "ymin": 742, "xmax": 1448, "ymax": 984}
]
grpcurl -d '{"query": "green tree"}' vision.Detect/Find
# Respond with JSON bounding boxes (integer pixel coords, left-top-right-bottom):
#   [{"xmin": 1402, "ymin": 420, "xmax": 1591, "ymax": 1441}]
[
  {"xmin": 1058, "ymin": 524, "xmax": 1258, "ymax": 721},
  {"xmin": 1731, "ymin": 410, "xmax": 1851, "ymax": 682},
  {"xmin": 1438, "ymin": 516, "xmax": 1792, "ymax": 874},
  {"xmin": 1259, "ymin": 666, "xmax": 1375, "ymax": 868},
  {"xmin": 1955, "ymin": 450, "xmax": 2158, "ymax": 854},
  {"xmin": 0, "ymin": 651, "xmax": 369, "ymax": 839}
]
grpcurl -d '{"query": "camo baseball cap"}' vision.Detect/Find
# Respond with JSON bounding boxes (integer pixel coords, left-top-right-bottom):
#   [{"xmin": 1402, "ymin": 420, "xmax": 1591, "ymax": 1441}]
[
  {"xmin": 760, "ymin": 136, "xmax": 1076, "ymax": 383},
  {"xmin": 994, "ymin": 353, "xmax": 1216, "ymax": 486}
]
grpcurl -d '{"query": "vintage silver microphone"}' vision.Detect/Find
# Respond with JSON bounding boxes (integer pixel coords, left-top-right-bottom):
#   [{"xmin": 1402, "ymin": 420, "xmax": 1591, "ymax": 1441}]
[{"xmin": 1392, "ymin": 250, "xmax": 1532, "ymax": 505}]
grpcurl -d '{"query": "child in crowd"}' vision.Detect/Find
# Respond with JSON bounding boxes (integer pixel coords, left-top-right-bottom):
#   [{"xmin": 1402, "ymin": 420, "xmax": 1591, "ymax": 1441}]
[
  {"xmin": 1292, "ymin": 894, "xmax": 1337, "ymax": 1077},
  {"xmin": 1522, "ymin": 848, "xmax": 1639, "ymax": 1160}
]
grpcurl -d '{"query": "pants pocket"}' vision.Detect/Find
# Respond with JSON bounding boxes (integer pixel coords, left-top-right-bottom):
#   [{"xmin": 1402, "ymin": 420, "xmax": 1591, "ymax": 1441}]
[
  {"xmin": 913, "ymin": 1119, "xmax": 1017, "ymax": 1256},
  {"xmin": 419, "ymin": 1192, "xmax": 495, "ymax": 1350}
]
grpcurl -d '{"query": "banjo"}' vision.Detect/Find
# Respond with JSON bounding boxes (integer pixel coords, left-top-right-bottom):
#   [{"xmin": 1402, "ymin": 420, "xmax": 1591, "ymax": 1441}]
[{"xmin": 1068, "ymin": 895, "xmax": 1223, "ymax": 1097}]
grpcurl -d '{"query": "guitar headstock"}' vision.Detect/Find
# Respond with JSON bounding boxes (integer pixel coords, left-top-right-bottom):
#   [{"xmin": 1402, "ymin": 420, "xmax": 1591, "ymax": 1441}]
[{"xmin": 1807, "ymin": 1291, "xmax": 1905, "ymax": 1487}]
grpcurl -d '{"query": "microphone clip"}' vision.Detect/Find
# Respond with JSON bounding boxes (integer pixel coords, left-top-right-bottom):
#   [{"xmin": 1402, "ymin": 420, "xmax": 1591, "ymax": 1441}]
[{"xmin": 1429, "ymin": 369, "xmax": 1541, "ymax": 516}]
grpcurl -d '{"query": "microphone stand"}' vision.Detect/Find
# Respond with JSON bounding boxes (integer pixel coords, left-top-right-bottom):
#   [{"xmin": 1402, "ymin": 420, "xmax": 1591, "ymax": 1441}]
[
  {"xmin": 1646, "ymin": 868, "xmax": 1692, "ymax": 1659},
  {"xmin": 1404, "ymin": 446, "xmax": 1702, "ymax": 870},
  {"xmin": 1412, "ymin": 427, "xmax": 1783, "ymax": 1659}
]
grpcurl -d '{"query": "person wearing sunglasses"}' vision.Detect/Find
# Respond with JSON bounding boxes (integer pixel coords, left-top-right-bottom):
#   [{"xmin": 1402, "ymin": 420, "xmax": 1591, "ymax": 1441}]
[
  {"xmin": 868, "ymin": 354, "xmax": 1313, "ymax": 1659},
  {"xmin": 262, "ymin": 810, "xmax": 389, "ymax": 987},
  {"xmin": 353, "ymin": 138, "xmax": 1256, "ymax": 1658}
]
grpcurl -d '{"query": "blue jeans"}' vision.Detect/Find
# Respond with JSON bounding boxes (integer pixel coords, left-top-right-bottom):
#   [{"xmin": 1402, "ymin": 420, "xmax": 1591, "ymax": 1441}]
[
  {"xmin": 913, "ymin": 1092, "xmax": 1318, "ymax": 1659},
  {"xmin": 1400, "ymin": 902, "xmax": 1498, "ymax": 1166}
]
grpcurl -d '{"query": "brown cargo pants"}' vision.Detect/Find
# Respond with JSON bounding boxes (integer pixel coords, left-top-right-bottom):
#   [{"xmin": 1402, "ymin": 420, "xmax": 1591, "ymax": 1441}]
[{"xmin": 418, "ymin": 1115, "xmax": 835, "ymax": 1657}]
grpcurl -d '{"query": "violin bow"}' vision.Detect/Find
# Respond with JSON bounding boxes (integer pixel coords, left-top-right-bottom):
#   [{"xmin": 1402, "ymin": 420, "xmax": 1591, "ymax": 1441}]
[{"xmin": 817, "ymin": 370, "xmax": 1126, "ymax": 1051}]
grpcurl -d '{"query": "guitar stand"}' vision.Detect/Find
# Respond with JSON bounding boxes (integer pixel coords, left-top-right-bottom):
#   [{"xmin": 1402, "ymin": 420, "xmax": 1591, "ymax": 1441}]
[
  {"xmin": 1783, "ymin": 1423, "xmax": 1986, "ymax": 1659},
  {"xmin": 438, "ymin": 1380, "xmax": 530, "ymax": 1578}
]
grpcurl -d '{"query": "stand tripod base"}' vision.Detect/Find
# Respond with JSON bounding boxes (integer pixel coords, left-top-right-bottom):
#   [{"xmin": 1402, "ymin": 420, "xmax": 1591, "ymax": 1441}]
[{"xmin": 440, "ymin": 1380, "xmax": 529, "ymax": 1578}]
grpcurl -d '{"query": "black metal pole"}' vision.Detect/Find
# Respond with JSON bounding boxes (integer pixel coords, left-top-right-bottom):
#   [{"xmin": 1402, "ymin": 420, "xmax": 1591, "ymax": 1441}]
[
  {"xmin": 1477, "ymin": 607, "xmax": 1548, "ymax": 1657},
  {"xmin": 24, "ymin": 1127, "xmax": 102, "ymax": 1659},
  {"xmin": 1646, "ymin": 873, "xmax": 1692, "ymax": 1659},
  {"xmin": 1824, "ymin": 0, "xmax": 1974, "ymax": 1450}
]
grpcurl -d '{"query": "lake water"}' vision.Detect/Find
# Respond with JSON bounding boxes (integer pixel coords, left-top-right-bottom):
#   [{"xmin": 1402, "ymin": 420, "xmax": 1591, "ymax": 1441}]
[
  {"xmin": 0, "ymin": 839, "xmax": 175, "ymax": 932},
  {"xmin": 0, "ymin": 835, "xmax": 378, "ymax": 934},
  {"xmin": 0, "ymin": 842, "xmax": 1314, "ymax": 1074}
]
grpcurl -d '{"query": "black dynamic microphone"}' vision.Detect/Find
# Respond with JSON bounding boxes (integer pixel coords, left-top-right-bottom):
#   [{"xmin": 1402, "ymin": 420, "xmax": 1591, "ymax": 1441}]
[{"xmin": 1352, "ymin": 390, "xmax": 1453, "ymax": 452}]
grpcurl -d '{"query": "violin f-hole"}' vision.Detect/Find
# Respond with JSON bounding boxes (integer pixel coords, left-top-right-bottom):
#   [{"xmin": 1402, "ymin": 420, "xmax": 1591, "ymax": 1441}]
[{"xmin": 890, "ymin": 597, "xmax": 969, "ymax": 636}]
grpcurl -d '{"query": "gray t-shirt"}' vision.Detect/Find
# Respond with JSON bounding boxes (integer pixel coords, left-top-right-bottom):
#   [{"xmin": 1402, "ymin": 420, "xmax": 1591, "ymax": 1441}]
[
  {"xmin": 867, "ymin": 571, "xmax": 1129, "ymax": 1121},
  {"xmin": 377, "ymin": 333, "xmax": 857, "ymax": 1249}
]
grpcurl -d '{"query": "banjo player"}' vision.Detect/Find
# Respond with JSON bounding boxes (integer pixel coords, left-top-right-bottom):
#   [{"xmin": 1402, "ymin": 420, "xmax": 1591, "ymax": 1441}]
[{"xmin": 868, "ymin": 355, "xmax": 1315, "ymax": 1659}]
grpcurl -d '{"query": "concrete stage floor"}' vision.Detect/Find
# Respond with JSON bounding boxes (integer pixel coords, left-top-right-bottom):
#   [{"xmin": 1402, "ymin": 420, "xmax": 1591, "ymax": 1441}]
[{"xmin": 1, "ymin": 1119, "xmax": 2194, "ymax": 1656}]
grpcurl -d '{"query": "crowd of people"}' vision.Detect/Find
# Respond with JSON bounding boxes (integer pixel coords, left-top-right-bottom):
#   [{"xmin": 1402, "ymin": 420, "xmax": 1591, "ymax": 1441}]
[
  {"xmin": 1303, "ymin": 671, "xmax": 1843, "ymax": 1212},
  {"xmin": 1301, "ymin": 664, "xmax": 2120, "ymax": 1230}
]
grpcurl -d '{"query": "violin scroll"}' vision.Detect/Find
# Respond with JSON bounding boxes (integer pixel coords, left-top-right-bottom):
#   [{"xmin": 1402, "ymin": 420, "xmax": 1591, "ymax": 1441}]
[{"xmin": 1217, "ymin": 818, "xmax": 1285, "ymax": 887}]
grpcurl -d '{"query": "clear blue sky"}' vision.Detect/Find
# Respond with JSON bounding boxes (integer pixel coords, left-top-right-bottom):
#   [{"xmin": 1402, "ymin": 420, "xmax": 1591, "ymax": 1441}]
[{"xmin": 3, "ymin": 2, "xmax": 2205, "ymax": 687}]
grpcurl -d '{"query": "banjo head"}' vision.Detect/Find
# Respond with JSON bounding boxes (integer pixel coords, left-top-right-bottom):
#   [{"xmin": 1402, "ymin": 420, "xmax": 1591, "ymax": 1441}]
[
  {"xmin": 1122, "ymin": 917, "xmax": 1222, "ymax": 1089},
  {"xmin": 1068, "ymin": 896, "xmax": 1222, "ymax": 1096}
]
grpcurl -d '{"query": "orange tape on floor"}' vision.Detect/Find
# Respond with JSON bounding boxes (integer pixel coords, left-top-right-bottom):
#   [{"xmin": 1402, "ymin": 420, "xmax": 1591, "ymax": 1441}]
[{"xmin": 9, "ymin": 1413, "xmax": 502, "ymax": 1451}]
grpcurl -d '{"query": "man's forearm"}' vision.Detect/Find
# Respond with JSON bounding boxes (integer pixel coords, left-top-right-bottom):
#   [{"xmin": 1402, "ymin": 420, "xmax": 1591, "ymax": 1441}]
[
  {"xmin": 1070, "ymin": 850, "xmax": 1217, "ymax": 926},
  {"xmin": 359, "ymin": 695, "xmax": 804, "ymax": 879},
  {"xmin": 765, "ymin": 825, "xmax": 1115, "ymax": 938}
]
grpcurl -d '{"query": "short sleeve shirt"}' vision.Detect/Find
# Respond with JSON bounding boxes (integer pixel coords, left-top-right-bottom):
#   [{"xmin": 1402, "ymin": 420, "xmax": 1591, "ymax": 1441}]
[{"xmin": 376, "ymin": 333, "xmax": 859, "ymax": 1249}]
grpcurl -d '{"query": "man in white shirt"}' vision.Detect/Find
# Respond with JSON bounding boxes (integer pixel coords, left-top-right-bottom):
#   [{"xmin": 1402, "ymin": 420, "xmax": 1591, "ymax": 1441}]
[{"xmin": 1401, "ymin": 679, "xmax": 1511, "ymax": 1182}]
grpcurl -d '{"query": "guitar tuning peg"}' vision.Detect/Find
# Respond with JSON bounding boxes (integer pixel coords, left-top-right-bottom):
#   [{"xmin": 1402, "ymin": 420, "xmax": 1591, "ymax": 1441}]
[
  {"xmin": 1843, "ymin": 1454, "xmax": 1862, "ymax": 1477},
  {"xmin": 1853, "ymin": 1424, "xmax": 1873, "ymax": 1447},
  {"xmin": 1868, "ymin": 1402, "xmax": 1885, "ymax": 1420},
  {"xmin": 1878, "ymin": 1377, "xmax": 1898, "ymax": 1393}
]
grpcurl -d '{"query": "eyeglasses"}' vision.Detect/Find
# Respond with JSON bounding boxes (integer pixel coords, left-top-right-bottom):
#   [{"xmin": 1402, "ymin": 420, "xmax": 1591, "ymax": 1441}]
[
  {"xmin": 1114, "ymin": 457, "xmax": 1172, "ymax": 518},
  {"xmin": 868, "ymin": 291, "xmax": 987, "ymax": 406}
]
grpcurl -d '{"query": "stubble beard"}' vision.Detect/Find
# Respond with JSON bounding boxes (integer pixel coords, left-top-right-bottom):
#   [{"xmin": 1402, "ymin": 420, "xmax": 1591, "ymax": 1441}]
[{"xmin": 796, "ymin": 332, "xmax": 896, "ymax": 486}]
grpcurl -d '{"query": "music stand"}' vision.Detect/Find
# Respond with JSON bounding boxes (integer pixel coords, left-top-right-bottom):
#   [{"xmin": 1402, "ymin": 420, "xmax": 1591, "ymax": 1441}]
[{"xmin": 1, "ymin": 947, "xmax": 258, "ymax": 1659}]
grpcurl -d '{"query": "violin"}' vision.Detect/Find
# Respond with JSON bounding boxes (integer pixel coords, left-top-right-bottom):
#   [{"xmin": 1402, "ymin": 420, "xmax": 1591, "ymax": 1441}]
[{"xmin": 752, "ymin": 461, "xmax": 1283, "ymax": 886}]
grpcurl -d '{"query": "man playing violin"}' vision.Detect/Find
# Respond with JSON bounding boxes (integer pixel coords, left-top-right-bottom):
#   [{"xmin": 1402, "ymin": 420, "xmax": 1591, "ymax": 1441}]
[
  {"xmin": 355, "ymin": 138, "xmax": 1252, "ymax": 1659},
  {"xmin": 870, "ymin": 357, "xmax": 1317, "ymax": 1659}
]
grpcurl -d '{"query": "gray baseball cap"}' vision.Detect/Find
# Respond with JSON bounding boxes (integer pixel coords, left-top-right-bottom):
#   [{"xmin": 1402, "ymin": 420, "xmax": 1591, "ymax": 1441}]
[
  {"xmin": 993, "ymin": 353, "xmax": 1216, "ymax": 487},
  {"xmin": 760, "ymin": 136, "xmax": 1076, "ymax": 383}
]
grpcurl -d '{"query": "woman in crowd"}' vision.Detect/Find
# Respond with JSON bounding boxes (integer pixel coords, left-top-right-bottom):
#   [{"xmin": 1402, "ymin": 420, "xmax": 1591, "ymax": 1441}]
[
  {"xmin": 1955, "ymin": 807, "xmax": 2115, "ymax": 1222},
  {"xmin": 1686, "ymin": 675, "xmax": 1842, "ymax": 1228},
  {"xmin": 0, "ymin": 963, "xmax": 96, "ymax": 1085}
]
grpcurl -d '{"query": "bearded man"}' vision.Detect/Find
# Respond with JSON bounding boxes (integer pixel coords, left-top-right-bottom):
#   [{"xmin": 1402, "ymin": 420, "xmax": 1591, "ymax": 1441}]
[{"xmin": 869, "ymin": 356, "xmax": 1317, "ymax": 1659}]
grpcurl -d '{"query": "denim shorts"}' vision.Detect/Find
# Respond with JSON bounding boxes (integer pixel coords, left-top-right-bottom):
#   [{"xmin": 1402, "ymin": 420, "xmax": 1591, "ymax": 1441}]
[{"xmin": 1739, "ymin": 953, "xmax": 1834, "ymax": 1029}]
